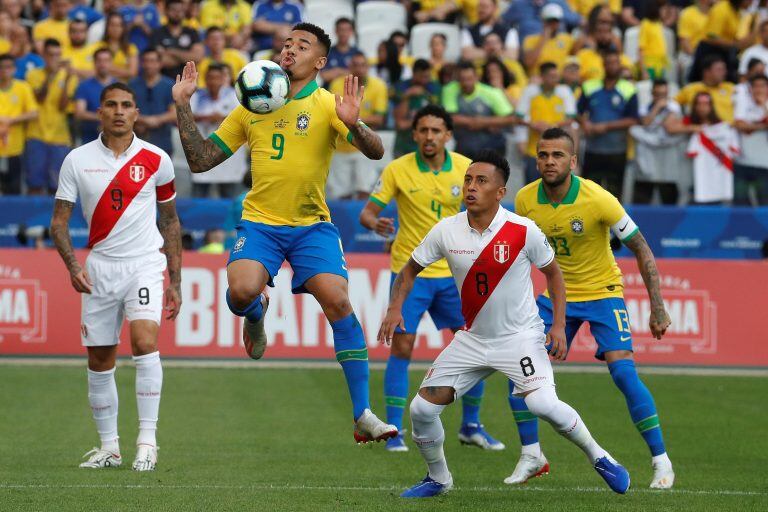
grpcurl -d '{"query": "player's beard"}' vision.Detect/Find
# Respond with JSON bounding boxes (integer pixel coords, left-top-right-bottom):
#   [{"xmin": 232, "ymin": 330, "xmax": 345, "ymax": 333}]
[{"xmin": 542, "ymin": 170, "xmax": 570, "ymax": 188}]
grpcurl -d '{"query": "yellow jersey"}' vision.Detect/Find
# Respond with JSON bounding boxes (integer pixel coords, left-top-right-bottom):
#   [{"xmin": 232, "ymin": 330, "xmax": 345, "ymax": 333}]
[
  {"xmin": 639, "ymin": 19, "xmax": 668, "ymax": 78},
  {"xmin": 675, "ymin": 81, "xmax": 735, "ymax": 122},
  {"xmin": 706, "ymin": 0, "xmax": 740, "ymax": 42},
  {"xmin": 210, "ymin": 80, "xmax": 351, "ymax": 226},
  {"xmin": 678, "ymin": 4, "xmax": 709, "ymax": 51},
  {"xmin": 65, "ymin": 43, "xmax": 97, "ymax": 75},
  {"xmin": 522, "ymin": 33, "xmax": 574, "ymax": 74},
  {"xmin": 328, "ymin": 75, "xmax": 388, "ymax": 153},
  {"xmin": 568, "ymin": 0, "xmax": 621, "ymax": 17},
  {"xmin": 93, "ymin": 42, "xmax": 139, "ymax": 75},
  {"xmin": 0, "ymin": 80, "xmax": 38, "ymax": 157},
  {"xmin": 200, "ymin": 0, "xmax": 253, "ymax": 35},
  {"xmin": 0, "ymin": 37, "xmax": 10, "ymax": 54},
  {"xmin": 197, "ymin": 50, "xmax": 248, "ymax": 88},
  {"xmin": 32, "ymin": 18, "xmax": 70, "ymax": 49},
  {"xmin": 25, "ymin": 68, "xmax": 78, "ymax": 145},
  {"xmin": 516, "ymin": 84, "xmax": 577, "ymax": 157},
  {"xmin": 576, "ymin": 48, "xmax": 634, "ymax": 81},
  {"xmin": 370, "ymin": 150, "xmax": 470, "ymax": 277},
  {"xmin": 516, "ymin": 176, "xmax": 634, "ymax": 301}
]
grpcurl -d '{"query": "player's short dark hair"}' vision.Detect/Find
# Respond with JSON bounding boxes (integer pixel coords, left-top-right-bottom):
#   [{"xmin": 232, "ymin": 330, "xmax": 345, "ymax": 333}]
[
  {"xmin": 100, "ymin": 82, "xmax": 137, "ymax": 104},
  {"xmin": 747, "ymin": 57, "xmax": 764, "ymax": 73},
  {"xmin": 652, "ymin": 78, "xmax": 668, "ymax": 88},
  {"xmin": 350, "ymin": 50, "xmax": 366, "ymax": 61},
  {"xmin": 43, "ymin": 38, "xmax": 61, "ymax": 50},
  {"xmin": 412, "ymin": 104, "xmax": 453, "ymax": 131},
  {"xmin": 457, "ymin": 60, "xmax": 476, "ymax": 73},
  {"xmin": 701, "ymin": 54, "xmax": 725, "ymax": 71},
  {"xmin": 0, "ymin": 53, "xmax": 15, "ymax": 65},
  {"xmin": 472, "ymin": 149, "xmax": 510, "ymax": 185},
  {"xmin": 69, "ymin": 18, "xmax": 87, "ymax": 29},
  {"xmin": 540, "ymin": 127, "xmax": 575, "ymax": 153},
  {"xmin": 292, "ymin": 22, "xmax": 332, "ymax": 56},
  {"xmin": 141, "ymin": 47, "xmax": 160, "ymax": 59},
  {"xmin": 205, "ymin": 26, "xmax": 224, "ymax": 38},
  {"xmin": 206, "ymin": 62, "xmax": 228, "ymax": 74},
  {"xmin": 431, "ymin": 32, "xmax": 447, "ymax": 43},
  {"xmin": 539, "ymin": 62, "xmax": 557, "ymax": 75},
  {"xmin": 335, "ymin": 17, "xmax": 354, "ymax": 29},
  {"xmin": 92, "ymin": 47, "xmax": 113, "ymax": 60},
  {"xmin": 749, "ymin": 73, "xmax": 768, "ymax": 86},
  {"xmin": 601, "ymin": 47, "xmax": 620, "ymax": 59},
  {"xmin": 413, "ymin": 58, "xmax": 431, "ymax": 73},
  {"xmin": 165, "ymin": 0, "xmax": 184, "ymax": 7}
]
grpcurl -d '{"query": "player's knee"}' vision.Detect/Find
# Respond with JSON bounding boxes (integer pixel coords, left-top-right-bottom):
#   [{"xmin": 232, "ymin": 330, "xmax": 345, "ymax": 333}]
[
  {"xmin": 322, "ymin": 297, "xmax": 353, "ymax": 322},
  {"xmin": 523, "ymin": 385, "xmax": 559, "ymax": 420},
  {"xmin": 391, "ymin": 334, "xmax": 415, "ymax": 359},
  {"xmin": 410, "ymin": 393, "xmax": 446, "ymax": 423},
  {"xmin": 227, "ymin": 280, "xmax": 261, "ymax": 311}
]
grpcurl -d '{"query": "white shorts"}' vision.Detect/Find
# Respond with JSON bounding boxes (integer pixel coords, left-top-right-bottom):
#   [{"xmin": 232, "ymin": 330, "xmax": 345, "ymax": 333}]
[
  {"xmin": 81, "ymin": 252, "xmax": 166, "ymax": 347},
  {"xmin": 326, "ymin": 151, "xmax": 379, "ymax": 199},
  {"xmin": 420, "ymin": 329, "xmax": 555, "ymax": 397}
]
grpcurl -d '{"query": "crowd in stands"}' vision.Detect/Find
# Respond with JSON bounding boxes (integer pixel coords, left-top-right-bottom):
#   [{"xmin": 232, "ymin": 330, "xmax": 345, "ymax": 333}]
[{"xmin": 1, "ymin": 0, "xmax": 768, "ymax": 205}]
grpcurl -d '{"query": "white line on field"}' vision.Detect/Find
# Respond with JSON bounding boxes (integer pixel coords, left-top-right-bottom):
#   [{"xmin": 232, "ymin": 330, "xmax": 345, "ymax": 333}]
[
  {"xmin": 0, "ymin": 483, "xmax": 764, "ymax": 497},
  {"xmin": 0, "ymin": 357, "xmax": 766, "ymax": 377}
]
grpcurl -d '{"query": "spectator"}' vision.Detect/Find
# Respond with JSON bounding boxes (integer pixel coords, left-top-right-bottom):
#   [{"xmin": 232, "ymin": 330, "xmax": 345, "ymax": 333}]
[
  {"xmin": 95, "ymin": 12, "xmax": 138, "ymax": 81},
  {"xmin": 412, "ymin": 0, "xmax": 460, "ymax": 25},
  {"xmin": 371, "ymin": 39, "xmax": 411, "ymax": 85},
  {"xmin": 253, "ymin": 25, "xmax": 290, "ymax": 63},
  {"xmin": 516, "ymin": 62, "xmax": 577, "ymax": 183},
  {"xmin": 621, "ymin": 0, "xmax": 677, "ymax": 28},
  {"xmin": 522, "ymin": 3, "xmax": 575, "ymax": 75},
  {"xmin": 442, "ymin": 60, "xmax": 515, "ymax": 160},
  {"xmin": 327, "ymin": 52, "xmax": 388, "ymax": 199},
  {"xmin": 438, "ymin": 62, "xmax": 457, "ymax": 85},
  {"xmin": 74, "ymin": 47, "xmax": 116, "ymax": 144},
  {"xmin": 320, "ymin": 18, "xmax": 358, "ymax": 85},
  {"xmin": 678, "ymin": 0, "xmax": 712, "ymax": 78},
  {"xmin": 575, "ymin": 7, "xmax": 628, "ymax": 81},
  {"xmin": 638, "ymin": 0, "xmax": 669, "ymax": 80},
  {"xmin": 429, "ymin": 33, "xmax": 449, "ymax": 81},
  {"xmin": 151, "ymin": 0, "xmax": 204, "ymax": 79},
  {"xmin": 199, "ymin": 0, "xmax": 252, "ymax": 50},
  {"xmin": 251, "ymin": 0, "xmax": 303, "ymax": 52},
  {"xmin": 119, "ymin": 0, "xmax": 161, "ymax": 53},
  {"xmin": 393, "ymin": 59, "xmax": 441, "ymax": 158},
  {"xmin": 629, "ymin": 79, "xmax": 686, "ymax": 204},
  {"xmin": 562, "ymin": 57, "xmax": 582, "ymax": 94},
  {"xmin": 129, "ymin": 49, "xmax": 176, "ymax": 157},
  {"xmin": 482, "ymin": 56, "xmax": 522, "ymax": 107},
  {"xmin": 190, "ymin": 63, "xmax": 249, "ymax": 198},
  {"xmin": 691, "ymin": 0, "xmax": 756, "ymax": 83},
  {"xmin": 86, "ymin": 0, "xmax": 123, "ymax": 44},
  {"xmin": 25, "ymin": 39, "xmax": 77, "ymax": 195},
  {"xmin": 461, "ymin": 0, "xmax": 520, "ymax": 62},
  {"xmin": 685, "ymin": 91, "xmax": 739, "ymax": 204},
  {"xmin": 676, "ymin": 55, "xmax": 735, "ymax": 123},
  {"xmin": 32, "ymin": 0, "xmax": 71, "ymax": 53},
  {"xmin": 0, "ymin": 54, "xmax": 38, "ymax": 195},
  {"xmin": 69, "ymin": 0, "xmax": 104, "ymax": 27},
  {"xmin": 2, "ymin": 0, "xmax": 29, "ymax": 31},
  {"xmin": 65, "ymin": 19, "xmax": 95, "ymax": 80},
  {"xmin": 504, "ymin": 0, "xmax": 581, "ymax": 43},
  {"xmin": 739, "ymin": 20, "xmax": 768, "ymax": 79},
  {"xmin": 733, "ymin": 74, "xmax": 768, "ymax": 205},
  {"xmin": 10, "ymin": 25, "xmax": 44, "ymax": 80},
  {"xmin": 197, "ymin": 26, "xmax": 247, "ymax": 88},
  {"xmin": 481, "ymin": 32, "xmax": 528, "ymax": 90},
  {"xmin": 0, "ymin": 10, "xmax": 10, "ymax": 55},
  {"xmin": 199, "ymin": 229, "xmax": 226, "ymax": 254},
  {"xmin": 578, "ymin": 49, "xmax": 639, "ymax": 200}
]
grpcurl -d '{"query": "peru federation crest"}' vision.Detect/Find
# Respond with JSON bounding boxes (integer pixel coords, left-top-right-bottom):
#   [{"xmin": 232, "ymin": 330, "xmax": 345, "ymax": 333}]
[
  {"xmin": 129, "ymin": 164, "xmax": 145, "ymax": 183},
  {"xmin": 493, "ymin": 242, "xmax": 510, "ymax": 263}
]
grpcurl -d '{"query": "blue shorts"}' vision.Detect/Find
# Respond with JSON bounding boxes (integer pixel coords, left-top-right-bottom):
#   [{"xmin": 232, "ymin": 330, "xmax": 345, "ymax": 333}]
[
  {"xmin": 25, "ymin": 139, "xmax": 69, "ymax": 191},
  {"xmin": 228, "ymin": 221, "xmax": 348, "ymax": 294},
  {"xmin": 537, "ymin": 295, "xmax": 634, "ymax": 361},
  {"xmin": 391, "ymin": 273, "xmax": 464, "ymax": 334}
]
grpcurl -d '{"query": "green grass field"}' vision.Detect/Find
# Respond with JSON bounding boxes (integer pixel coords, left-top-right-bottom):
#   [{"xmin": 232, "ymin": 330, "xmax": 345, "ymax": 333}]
[{"xmin": 0, "ymin": 364, "xmax": 765, "ymax": 511}]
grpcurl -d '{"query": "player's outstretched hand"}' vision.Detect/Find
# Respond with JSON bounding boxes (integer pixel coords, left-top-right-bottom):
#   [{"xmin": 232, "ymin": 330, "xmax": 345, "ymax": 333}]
[
  {"xmin": 378, "ymin": 307, "xmax": 405, "ymax": 346},
  {"xmin": 649, "ymin": 307, "xmax": 671, "ymax": 340},
  {"xmin": 164, "ymin": 285, "xmax": 182, "ymax": 320},
  {"xmin": 172, "ymin": 61, "xmax": 198, "ymax": 105},
  {"xmin": 334, "ymin": 74, "xmax": 364, "ymax": 127},
  {"xmin": 70, "ymin": 267, "xmax": 92, "ymax": 294},
  {"xmin": 374, "ymin": 217, "xmax": 396, "ymax": 237},
  {"xmin": 546, "ymin": 324, "xmax": 567, "ymax": 361}
]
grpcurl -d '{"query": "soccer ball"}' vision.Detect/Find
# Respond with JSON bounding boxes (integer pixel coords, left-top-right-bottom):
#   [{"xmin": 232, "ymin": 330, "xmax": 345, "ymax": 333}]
[{"xmin": 234, "ymin": 60, "xmax": 290, "ymax": 115}]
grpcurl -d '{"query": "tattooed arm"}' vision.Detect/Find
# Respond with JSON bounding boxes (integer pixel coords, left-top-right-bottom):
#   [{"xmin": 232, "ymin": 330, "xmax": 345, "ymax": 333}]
[
  {"xmin": 157, "ymin": 199, "xmax": 182, "ymax": 320},
  {"xmin": 624, "ymin": 231, "xmax": 671, "ymax": 339},
  {"xmin": 347, "ymin": 120, "xmax": 385, "ymax": 160},
  {"xmin": 377, "ymin": 258, "xmax": 424, "ymax": 345},
  {"xmin": 50, "ymin": 199, "xmax": 92, "ymax": 294}
]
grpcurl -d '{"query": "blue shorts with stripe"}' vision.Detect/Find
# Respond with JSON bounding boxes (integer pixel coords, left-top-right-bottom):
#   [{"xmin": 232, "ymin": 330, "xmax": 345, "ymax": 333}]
[
  {"xmin": 537, "ymin": 295, "xmax": 634, "ymax": 360},
  {"xmin": 228, "ymin": 220, "xmax": 348, "ymax": 294},
  {"xmin": 391, "ymin": 273, "xmax": 465, "ymax": 334}
]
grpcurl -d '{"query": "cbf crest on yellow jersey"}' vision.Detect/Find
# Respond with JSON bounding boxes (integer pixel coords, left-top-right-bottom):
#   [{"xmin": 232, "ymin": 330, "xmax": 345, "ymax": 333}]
[
  {"xmin": 209, "ymin": 81, "xmax": 351, "ymax": 226},
  {"xmin": 515, "ymin": 176, "xmax": 638, "ymax": 301},
  {"xmin": 370, "ymin": 150, "xmax": 471, "ymax": 278}
]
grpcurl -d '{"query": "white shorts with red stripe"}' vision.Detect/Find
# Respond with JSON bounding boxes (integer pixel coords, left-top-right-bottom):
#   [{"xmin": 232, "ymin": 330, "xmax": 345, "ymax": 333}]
[
  {"xmin": 81, "ymin": 251, "xmax": 166, "ymax": 347},
  {"xmin": 420, "ymin": 328, "xmax": 555, "ymax": 397}
]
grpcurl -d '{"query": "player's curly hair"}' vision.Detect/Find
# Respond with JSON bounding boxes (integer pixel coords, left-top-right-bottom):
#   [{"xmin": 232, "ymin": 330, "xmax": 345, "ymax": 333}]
[
  {"xmin": 472, "ymin": 149, "xmax": 510, "ymax": 185},
  {"xmin": 412, "ymin": 104, "xmax": 453, "ymax": 131},
  {"xmin": 292, "ymin": 23, "xmax": 332, "ymax": 56}
]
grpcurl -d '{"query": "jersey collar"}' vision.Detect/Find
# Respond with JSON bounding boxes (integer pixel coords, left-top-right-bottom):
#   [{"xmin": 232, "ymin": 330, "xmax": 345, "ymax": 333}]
[
  {"xmin": 97, "ymin": 132, "xmax": 139, "ymax": 157},
  {"xmin": 537, "ymin": 174, "xmax": 580, "ymax": 207},
  {"xmin": 288, "ymin": 80, "xmax": 318, "ymax": 102},
  {"xmin": 466, "ymin": 204, "xmax": 507, "ymax": 235},
  {"xmin": 415, "ymin": 150, "xmax": 452, "ymax": 173}
]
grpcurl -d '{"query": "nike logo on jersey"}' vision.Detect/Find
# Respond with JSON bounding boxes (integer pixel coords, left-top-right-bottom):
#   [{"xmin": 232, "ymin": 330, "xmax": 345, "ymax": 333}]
[
  {"xmin": 408, "ymin": 188, "xmax": 421, "ymax": 193},
  {"xmin": 618, "ymin": 221, "xmax": 629, "ymax": 232},
  {"xmin": 620, "ymin": 335, "xmax": 631, "ymax": 341},
  {"xmin": 250, "ymin": 120, "xmax": 264, "ymax": 124}
]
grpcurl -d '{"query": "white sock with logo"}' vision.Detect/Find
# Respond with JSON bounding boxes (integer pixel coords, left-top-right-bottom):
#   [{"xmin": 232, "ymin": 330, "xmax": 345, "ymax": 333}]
[
  {"xmin": 87, "ymin": 367, "xmax": 120, "ymax": 454},
  {"xmin": 410, "ymin": 394, "xmax": 451, "ymax": 484},
  {"xmin": 134, "ymin": 351, "xmax": 162, "ymax": 447}
]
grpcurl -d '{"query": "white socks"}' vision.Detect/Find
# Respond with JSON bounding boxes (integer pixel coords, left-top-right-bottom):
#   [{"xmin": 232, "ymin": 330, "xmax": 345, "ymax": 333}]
[
  {"xmin": 87, "ymin": 367, "xmax": 120, "ymax": 454},
  {"xmin": 134, "ymin": 351, "xmax": 163, "ymax": 447},
  {"xmin": 524, "ymin": 385, "xmax": 608, "ymax": 463},
  {"xmin": 409, "ymin": 394, "xmax": 451, "ymax": 484},
  {"xmin": 521, "ymin": 442, "xmax": 542, "ymax": 457}
]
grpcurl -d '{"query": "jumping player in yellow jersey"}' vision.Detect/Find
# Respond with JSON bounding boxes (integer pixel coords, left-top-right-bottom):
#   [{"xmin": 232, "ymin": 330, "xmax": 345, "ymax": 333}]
[
  {"xmin": 171, "ymin": 23, "xmax": 398, "ymax": 443},
  {"xmin": 359, "ymin": 105, "xmax": 504, "ymax": 452},
  {"xmin": 505, "ymin": 127, "xmax": 675, "ymax": 489}
]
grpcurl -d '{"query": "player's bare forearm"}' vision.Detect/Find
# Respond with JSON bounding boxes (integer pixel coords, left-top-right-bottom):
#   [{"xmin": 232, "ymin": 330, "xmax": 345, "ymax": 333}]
[
  {"xmin": 388, "ymin": 258, "xmax": 424, "ymax": 309},
  {"xmin": 50, "ymin": 199, "xmax": 80, "ymax": 273},
  {"xmin": 348, "ymin": 121, "xmax": 384, "ymax": 160},
  {"xmin": 176, "ymin": 103, "xmax": 228, "ymax": 173},
  {"xmin": 625, "ymin": 231, "xmax": 664, "ymax": 311},
  {"xmin": 157, "ymin": 200, "xmax": 182, "ymax": 288},
  {"xmin": 541, "ymin": 260, "xmax": 566, "ymax": 327}
]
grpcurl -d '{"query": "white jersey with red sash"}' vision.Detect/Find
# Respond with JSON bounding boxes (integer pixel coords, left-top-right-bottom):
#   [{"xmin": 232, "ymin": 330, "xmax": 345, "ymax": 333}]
[
  {"xmin": 686, "ymin": 122, "xmax": 739, "ymax": 203},
  {"xmin": 411, "ymin": 206, "xmax": 555, "ymax": 341},
  {"xmin": 55, "ymin": 134, "xmax": 176, "ymax": 259}
]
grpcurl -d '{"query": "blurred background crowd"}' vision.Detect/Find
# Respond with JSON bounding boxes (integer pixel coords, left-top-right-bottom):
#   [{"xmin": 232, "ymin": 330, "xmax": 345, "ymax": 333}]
[{"xmin": 1, "ymin": 0, "xmax": 768, "ymax": 211}]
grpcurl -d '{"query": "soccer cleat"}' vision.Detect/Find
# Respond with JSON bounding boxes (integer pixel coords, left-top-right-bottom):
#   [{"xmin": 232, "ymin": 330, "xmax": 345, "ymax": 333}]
[
  {"xmin": 650, "ymin": 459, "xmax": 675, "ymax": 489},
  {"xmin": 132, "ymin": 444, "xmax": 158, "ymax": 472},
  {"xmin": 400, "ymin": 474, "xmax": 453, "ymax": 498},
  {"xmin": 243, "ymin": 295, "xmax": 269, "ymax": 360},
  {"xmin": 503, "ymin": 453, "xmax": 550, "ymax": 484},
  {"xmin": 79, "ymin": 448, "xmax": 122, "ymax": 469},
  {"xmin": 594, "ymin": 456, "xmax": 631, "ymax": 494},
  {"xmin": 353, "ymin": 408, "xmax": 398, "ymax": 443},
  {"xmin": 458, "ymin": 423, "xmax": 506, "ymax": 450},
  {"xmin": 385, "ymin": 431, "xmax": 409, "ymax": 452}
]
